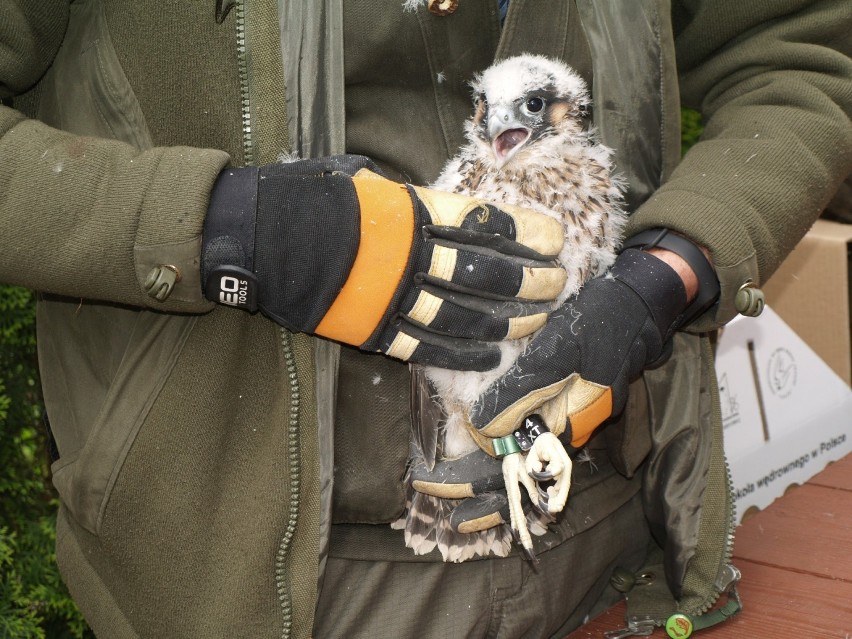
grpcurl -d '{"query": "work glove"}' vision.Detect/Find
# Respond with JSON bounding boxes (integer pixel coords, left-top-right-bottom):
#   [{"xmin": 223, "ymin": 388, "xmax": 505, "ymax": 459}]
[
  {"xmin": 201, "ymin": 155, "xmax": 567, "ymax": 371},
  {"xmin": 470, "ymin": 228, "xmax": 720, "ymax": 446},
  {"xmin": 411, "ymin": 415, "xmax": 570, "ymax": 561}
]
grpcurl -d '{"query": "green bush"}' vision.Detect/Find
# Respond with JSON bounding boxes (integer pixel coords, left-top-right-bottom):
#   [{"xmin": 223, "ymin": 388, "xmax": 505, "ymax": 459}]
[
  {"xmin": 681, "ymin": 107, "xmax": 704, "ymax": 155},
  {"xmin": 0, "ymin": 286, "xmax": 91, "ymax": 639}
]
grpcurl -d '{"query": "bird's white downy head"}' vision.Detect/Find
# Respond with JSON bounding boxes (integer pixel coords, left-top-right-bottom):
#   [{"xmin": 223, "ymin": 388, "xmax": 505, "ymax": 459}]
[{"xmin": 469, "ymin": 54, "xmax": 590, "ymax": 169}]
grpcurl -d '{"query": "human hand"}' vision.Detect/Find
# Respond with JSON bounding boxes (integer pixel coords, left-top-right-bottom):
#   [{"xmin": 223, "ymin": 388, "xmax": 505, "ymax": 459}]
[
  {"xmin": 201, "ymin": 155, "xmax": 567, "ymax": 370},
  {"xmin": 411, "ymin": 416, "xmax": 571, "ymax": 562},
  {"xmin": 470, "ymin": 235, "xmax": 717, "ymax": 443}
]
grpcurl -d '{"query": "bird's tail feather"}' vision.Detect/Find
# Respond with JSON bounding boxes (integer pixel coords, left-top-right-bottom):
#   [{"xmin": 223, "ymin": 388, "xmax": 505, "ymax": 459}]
[{"xmin": 394, "ymin": 444, "xmax": 548, "ymax": 562}]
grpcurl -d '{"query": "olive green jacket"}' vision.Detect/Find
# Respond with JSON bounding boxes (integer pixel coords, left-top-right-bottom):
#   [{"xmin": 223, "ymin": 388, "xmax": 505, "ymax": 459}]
[{"xmin": 1, "ymin": 0, "xmax": 850, "ymax": 637}]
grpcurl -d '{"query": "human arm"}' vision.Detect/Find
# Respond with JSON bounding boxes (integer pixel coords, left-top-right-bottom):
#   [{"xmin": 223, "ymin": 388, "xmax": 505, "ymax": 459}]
[
  {"xmin": 1, "ymin": 3, "xmax": 230, "ymax": 311},
  {"xmin": 2, "ymin": 108, "xmax": 565, "ymax": 369},
  {"xmin": 631, "ymin": 0, "xmax": 852, "ymax": 328},
  {"xmin": 0, "ymin": 105, "xmax": 230, "ymax": 310},
  {"xmin": 2, "ymin": 3, "xmax": 568, "ymax": 368}
]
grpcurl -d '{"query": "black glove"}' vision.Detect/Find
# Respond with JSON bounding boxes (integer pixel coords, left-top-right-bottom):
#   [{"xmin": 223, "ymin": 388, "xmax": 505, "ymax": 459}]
[
  {"xmin": 410, "ymin": 448, "xmax": 526, "ymax": 532},
  {"xmin": 201, "ymin": 155, "xmax": 567, "ymax": 371},
  {"xmin": 411, "ymin": 415, "xmax": 563, "ymax": 535},
  {"xmin": 469, "ymin": 229, "xmax": 720, "ymax": 442}
]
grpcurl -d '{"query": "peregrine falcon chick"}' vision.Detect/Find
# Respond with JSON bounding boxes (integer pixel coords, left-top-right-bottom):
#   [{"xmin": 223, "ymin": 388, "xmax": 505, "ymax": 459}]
[{"xmin": 398, "ymin": 54, "xmax": 628, "ymax": 561}]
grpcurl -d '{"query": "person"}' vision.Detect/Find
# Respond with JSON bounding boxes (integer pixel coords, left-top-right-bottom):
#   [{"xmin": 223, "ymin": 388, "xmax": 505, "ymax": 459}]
[{"xmin": 1, "ymin": 1, "xmax": 849, "ymax": 638}]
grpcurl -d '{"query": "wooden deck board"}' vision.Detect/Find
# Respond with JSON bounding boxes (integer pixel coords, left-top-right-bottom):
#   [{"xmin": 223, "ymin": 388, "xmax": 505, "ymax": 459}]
[
  {"xmin": 733, "ymin": 484, "xmax": 852, "ymax": 580},
  {"xmin": 707, "ymin": 559, "xmax": 852, "ymax": 638},
  {"xmin": 564, "ymin": 452, "xmax": 852, "ymax": 638},
  {"xmin": 809, "ymin": 455, "xmax": 852, "ymax": 491}
]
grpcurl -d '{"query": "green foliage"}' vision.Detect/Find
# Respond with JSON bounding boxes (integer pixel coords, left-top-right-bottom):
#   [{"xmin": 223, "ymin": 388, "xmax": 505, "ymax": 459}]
[
  {"xmin": 0, "ymin": 286, "xmax": 91, "ymax": 638},
  {"xmin": 681, "ymin": 107, "xmax": 704, "ymax": 156}
]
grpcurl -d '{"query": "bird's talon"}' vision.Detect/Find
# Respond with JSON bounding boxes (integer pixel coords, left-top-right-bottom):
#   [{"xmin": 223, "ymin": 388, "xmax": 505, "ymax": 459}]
[
  {"xmin": 521, "ymin": 543, "xmax": 539, "ymax": 565},
  {"xmin": 510, "ymin": 526, "xmax": 520, "ymax": 544},
  {"xmin": 536, "ymin": 499, "xmax": 557, "ymax": 521},
  {"xmin": 529, "ymin": 468, "xmax": 555, "ymax": 481}
]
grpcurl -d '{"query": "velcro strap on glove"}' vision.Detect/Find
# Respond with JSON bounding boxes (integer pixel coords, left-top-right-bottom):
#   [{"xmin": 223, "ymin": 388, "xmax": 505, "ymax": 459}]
[
  {"xmin": 620, "ymin": 228, "xmax": 720, "ymax": 328},
  {"xmin": 610, "ymin": 248, "xmax": 688, "ymax": 343},
  {"xmin": 202, "ymin": 167, "xmax": 261, "ymax": 309}
]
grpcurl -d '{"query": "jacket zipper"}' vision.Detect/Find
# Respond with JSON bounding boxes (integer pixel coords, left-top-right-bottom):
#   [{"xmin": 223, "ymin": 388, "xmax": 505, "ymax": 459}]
[
  {"xmin": 688, "ymin": 416, "xmax": 740, "ymax": 620},
  {"xmin": 232, "ymin": 3, "xmax": 298, "ymax": 635},
  {"xmin": 234, "ymin": 0, "xmax": 254, "ymax": 166},
  {"xmin": 274, "ymin": 327, "xmax": 301, "ymax": 638},
  {"xmin": 692, "ymin": 456, "xmax": 740, "ymax": 616}
]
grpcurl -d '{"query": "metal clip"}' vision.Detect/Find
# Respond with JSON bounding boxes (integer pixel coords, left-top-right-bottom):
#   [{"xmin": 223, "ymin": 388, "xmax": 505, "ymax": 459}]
[
  {"xmin": 605, "ymin": 619, "xmax": 655, "ymax": 638},
  {"xmin": 715, "ymin": 563, "xmax": 742, "ymax": 593}
]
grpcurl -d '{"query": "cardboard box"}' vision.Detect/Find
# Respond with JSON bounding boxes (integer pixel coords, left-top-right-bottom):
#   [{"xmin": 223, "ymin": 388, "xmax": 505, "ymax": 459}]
[
  {"xmin": 762, "ymin": 219, "xmax": 852, "ymax": 386},
  {"xmin": 715, "ymin": 305, "xmax": 852, "ymax": 522}
]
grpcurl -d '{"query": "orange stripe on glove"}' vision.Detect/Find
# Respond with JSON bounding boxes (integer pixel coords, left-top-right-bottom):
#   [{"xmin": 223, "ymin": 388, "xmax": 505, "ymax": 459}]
[{"xmin": 314, "ymin": 169, "xmax": 415, "ymax": 345}]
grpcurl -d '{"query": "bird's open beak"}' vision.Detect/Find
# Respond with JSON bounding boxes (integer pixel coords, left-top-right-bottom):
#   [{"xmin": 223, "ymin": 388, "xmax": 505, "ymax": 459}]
[{"xmin": 488, "ymin": 106, "xmax": 531, "ymax": 168}]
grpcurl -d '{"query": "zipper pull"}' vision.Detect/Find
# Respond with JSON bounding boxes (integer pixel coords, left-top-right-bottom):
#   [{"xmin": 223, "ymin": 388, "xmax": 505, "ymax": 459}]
[{"xmin": 714, "ymin": 563, "xmax": 742, "ymax": 594}]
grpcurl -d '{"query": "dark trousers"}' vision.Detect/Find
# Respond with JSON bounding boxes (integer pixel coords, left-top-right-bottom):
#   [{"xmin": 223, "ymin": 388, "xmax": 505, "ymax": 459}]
[{"xmin": 315, "ymin": 485, "xmax": 649, "ymax": 638}]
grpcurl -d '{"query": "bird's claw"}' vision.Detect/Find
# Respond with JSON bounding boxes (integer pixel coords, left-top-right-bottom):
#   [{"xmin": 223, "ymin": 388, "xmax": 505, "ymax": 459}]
[
  {"xmin": 535, "ymin": 498, "xmax": 556, "ymax": 522},
  {"xmin": 534, "ymin": 485, "xmax": 558, "ymax": 522},
  {"xmin": 526, "ymin": 432, "xmax": 572, "ymax": 515},
  {"xmin": 510, "ymin": 525, "xmax": 540, "ymax": 565},
  {"xmin": 529, "ymin": 467, "xmax": 556, "ymax": 482},
  {"xmin": 501, "ymin": 431, "xmax": 575, "ymax": 562},
  {"xmin": 521, "ymin": 542, "xmax": 539, "ymax": 565}
]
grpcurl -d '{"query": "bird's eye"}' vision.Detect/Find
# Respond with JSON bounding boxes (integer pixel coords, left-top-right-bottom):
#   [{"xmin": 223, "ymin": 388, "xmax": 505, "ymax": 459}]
[{"xmin": 526, "ymin": 97, "xmax": 545, "ymax": 113}]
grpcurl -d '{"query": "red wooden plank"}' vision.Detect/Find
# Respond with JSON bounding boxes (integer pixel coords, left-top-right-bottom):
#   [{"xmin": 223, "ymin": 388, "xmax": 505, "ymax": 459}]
[
  {"xmin": 564, "ymin": 560, "xmax": 852, "ymax": 638},
  {"xmin": 702, "ymin": 559, "xmax": 852, "ymax": 638},
  {"xmin": 733, "ymin": 483, "xmax": 852, "ymax": 581},
  {"xmin": 808, "ymin": 454, "xmax": 852, "ymax": 491},
  {"xmin": 566, "ymin": 453, "xmax": 852, "ymax": 638},
  {"xmin": 563, "ymin": 601, "xmax": 625, "ymax": 637}
]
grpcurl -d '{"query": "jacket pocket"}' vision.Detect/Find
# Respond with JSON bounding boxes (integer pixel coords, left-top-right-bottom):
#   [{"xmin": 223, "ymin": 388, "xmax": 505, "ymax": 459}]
[
  {"xmin": 640, "ymin": 331, "xmax": 713, "ymax": 594},
  {"xmin": 41, "ymin": 297, "xmax": 195, "ymax": 535},
  {"xmin": 331, "ymin": 347, "xmax": 410, "ymax": 523},
  {"xmin": 36, "ymin": 0, "xmax": 153, "ymax": 149}
]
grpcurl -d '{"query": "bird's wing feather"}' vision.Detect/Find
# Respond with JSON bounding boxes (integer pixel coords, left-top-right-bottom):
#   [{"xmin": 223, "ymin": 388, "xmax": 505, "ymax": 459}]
[{"xmin": 410, "ymin": 365, "xmax": 444, "ymax": 470}]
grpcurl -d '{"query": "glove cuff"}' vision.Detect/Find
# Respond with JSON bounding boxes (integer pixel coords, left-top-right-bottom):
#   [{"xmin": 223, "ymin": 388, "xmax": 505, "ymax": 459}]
[
  {"xmin": 610, "ymin": 248, "xmax": 688, "ymax": 341},
  {"xmin": 621, "ymin": 228, "xmax": 720, "ymax": 328},
  {"xmin": 202, "ymin": 166, "xmax": 260, "ymax": 311}
]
